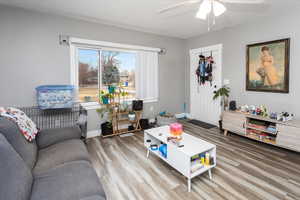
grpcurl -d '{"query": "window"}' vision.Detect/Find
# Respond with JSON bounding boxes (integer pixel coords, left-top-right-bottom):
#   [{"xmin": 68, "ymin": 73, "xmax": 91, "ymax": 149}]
[
  {"xmin": 70, "ymin": 38, "xmax": 159, "ymax": 104},
  {"xmin": 78, "ymin": 48, "xmax": 136, "ymax": 102},
  {"xmin": 78, "ymin": 49, "xmax": 99, "ymax": 102}
]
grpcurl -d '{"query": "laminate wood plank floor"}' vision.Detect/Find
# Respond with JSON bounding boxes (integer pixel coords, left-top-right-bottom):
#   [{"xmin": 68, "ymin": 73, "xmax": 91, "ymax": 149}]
[{"xmin": 86, "ymin": 121, "xmax": 300, "ymax": 200}]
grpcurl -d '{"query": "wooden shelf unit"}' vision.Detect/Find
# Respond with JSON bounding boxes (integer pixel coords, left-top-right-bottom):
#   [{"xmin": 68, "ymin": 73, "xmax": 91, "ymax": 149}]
[
  {"xmin": 222, "ymin": 111, "xmax": 300, "ymax": 152},
  {"xmin": 101, "ymin": 108, "xmax": 142, "ymax": 138}
]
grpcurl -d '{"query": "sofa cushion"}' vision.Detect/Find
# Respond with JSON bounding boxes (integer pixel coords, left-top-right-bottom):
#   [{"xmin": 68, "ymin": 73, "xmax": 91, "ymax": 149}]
[
  {"xmin": 34, "ymin": 139, "xmax": 91, "ymax": 175},
  {"xmin": 31, "ymin": 161, "xmax": 106, "ymax": 200},
  {"xmin": 0, "ymin": 117, "xmax": 37, "ymax": 169},
  {"xmin": 37, "ymin": 126, "xmax": 81, "ymax": 149},
  {"xmin": 0, "ymin": 133, "xmax": 33, "ymax": 200}
]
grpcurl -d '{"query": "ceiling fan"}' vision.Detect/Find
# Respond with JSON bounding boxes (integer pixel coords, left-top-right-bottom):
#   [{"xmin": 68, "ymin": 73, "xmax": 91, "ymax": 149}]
[{"xmin": 158, "ymin": 0, "xmax": 265, "ymax": 30}]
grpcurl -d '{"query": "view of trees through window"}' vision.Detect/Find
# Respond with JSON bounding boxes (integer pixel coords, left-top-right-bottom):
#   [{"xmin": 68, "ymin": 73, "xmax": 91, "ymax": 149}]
[{"xmin": 78, "ymin": 49, "xmax": 136, "ymax": 102}]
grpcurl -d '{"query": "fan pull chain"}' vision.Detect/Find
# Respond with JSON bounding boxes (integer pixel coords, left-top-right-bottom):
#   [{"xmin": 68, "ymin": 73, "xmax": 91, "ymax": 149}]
[{"xmin": 208, "ymin": 14, "xmax": 210, "ymax": 31}]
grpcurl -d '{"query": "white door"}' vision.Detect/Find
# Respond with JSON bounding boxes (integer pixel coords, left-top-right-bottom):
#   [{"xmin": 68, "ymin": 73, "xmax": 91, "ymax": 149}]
[{"xmin": 190, "ymin": 44, "xmax": 222, "ymax": 126}]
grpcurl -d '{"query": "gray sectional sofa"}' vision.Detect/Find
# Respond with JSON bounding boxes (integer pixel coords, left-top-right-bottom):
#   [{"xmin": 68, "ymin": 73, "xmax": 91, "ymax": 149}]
[{"xmin": 0, "ymin": 117, "xmax": 106, "ymax": 200}]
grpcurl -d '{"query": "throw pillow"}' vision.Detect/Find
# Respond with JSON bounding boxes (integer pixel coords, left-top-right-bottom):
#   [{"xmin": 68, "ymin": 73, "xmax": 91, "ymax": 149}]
[{"xmin": 0, "ymin": 107, "xmax": 38, "ymax": 141}]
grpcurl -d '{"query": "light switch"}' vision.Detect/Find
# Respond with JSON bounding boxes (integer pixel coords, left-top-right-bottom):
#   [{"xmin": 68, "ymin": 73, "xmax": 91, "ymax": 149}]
[{"xmin": 223, "ymin": 79, "xmax": 230, "ymax": 85}]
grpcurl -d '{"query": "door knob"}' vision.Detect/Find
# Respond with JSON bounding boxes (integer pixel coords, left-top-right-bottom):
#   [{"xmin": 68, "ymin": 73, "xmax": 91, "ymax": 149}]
[
  {"xmin": 213, "ymin": 91, "xmax": 217, "ymax": 94},
  {"xmin": 214, "ymin": 85, "xmax": 217, "ymax": 88}
]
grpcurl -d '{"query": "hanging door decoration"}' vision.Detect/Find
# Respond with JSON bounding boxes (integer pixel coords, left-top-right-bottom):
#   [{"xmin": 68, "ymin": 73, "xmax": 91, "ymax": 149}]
[{"xmin": 195, "ymin": 52, "xmax": 215, "ymax": 86}]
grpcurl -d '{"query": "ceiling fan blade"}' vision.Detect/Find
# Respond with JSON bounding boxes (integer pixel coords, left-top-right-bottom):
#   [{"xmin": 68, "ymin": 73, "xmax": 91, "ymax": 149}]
[
  {"xmin": 157, "ymin": 0, "xmax": 202, "ymax": 13},
  {"xmin": 219, "ymin": 0, "xmax": 264, "ymax": 4}
]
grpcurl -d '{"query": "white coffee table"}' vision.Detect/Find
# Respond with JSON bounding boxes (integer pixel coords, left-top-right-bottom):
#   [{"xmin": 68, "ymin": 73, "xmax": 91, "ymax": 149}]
[{"xmin": 144, "ymin": 126, "xmax": 216, "ymax": 192}]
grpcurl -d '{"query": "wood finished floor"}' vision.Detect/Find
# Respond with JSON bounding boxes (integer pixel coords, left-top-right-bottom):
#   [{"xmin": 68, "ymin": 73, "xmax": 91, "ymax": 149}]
[{"xmin": 86, "ymin": 121, "xmax": 300, "ymax": 200}]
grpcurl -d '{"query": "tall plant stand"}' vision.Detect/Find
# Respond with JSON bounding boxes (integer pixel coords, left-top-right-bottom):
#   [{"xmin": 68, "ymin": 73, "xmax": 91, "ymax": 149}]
[{"xmin": 115, "ymin": 110, "xmax": 142, "ymax": 135}]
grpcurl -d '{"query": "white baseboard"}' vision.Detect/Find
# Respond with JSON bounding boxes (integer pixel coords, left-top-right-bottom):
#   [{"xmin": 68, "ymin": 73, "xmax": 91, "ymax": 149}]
[
  {"xmin": 175, "ymin": 113, "xmax": 193, "ymax": 119},
  {"xmin": 86, "ymin": 130, "xmax": 101, "ymax": 138},
  {"xmin": 185, "ymin": 113, "xmax": 193, "ymax": 119}
]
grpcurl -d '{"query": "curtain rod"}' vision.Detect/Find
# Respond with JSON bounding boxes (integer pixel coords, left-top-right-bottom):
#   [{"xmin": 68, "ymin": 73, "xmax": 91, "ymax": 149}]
[{"xmin": 60, "ymin": 35, "xmax": 166, "ymax": 54}]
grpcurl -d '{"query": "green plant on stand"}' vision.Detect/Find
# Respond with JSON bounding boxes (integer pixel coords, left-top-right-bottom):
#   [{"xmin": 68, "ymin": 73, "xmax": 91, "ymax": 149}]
[
  {"xmin": 97, "ymin": 90, "xmax": 115, "ymax": 135},
  {"xmin": 120, "ymin": 90, "xmax": 129, "ymax": 112},
  {"xmin": 128, "ymin": 111, "xmax": 136, "ymax": 121},
  {"xmin": 108, "ymin": 85, "xmax": 116, "ymax": 94},
  {"xmin": 213, "ymin": 85, "xmax": 230, "ymax": 131},
  {"xmin": 96, "ymin": 106, "xmax": 114, "ymax": 135},
  {"xmin": 99, "ymin": 90, "xmax": 110, "ymax": 105}
]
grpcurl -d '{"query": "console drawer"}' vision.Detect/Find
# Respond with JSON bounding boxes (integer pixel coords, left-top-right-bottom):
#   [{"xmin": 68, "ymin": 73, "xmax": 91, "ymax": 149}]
[
  {"xmin": 223, "ymin": 122, "xmax": 245, "ymax": 135},
  {"xmin": 276, "ymin": 124, "xmax": 300, "ymax": 151}
]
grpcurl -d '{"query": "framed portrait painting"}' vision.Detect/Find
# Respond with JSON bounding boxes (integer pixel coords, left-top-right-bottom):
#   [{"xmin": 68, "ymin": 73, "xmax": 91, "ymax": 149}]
[{"xmin": 246, "ymin": 38, "xmax": 290, "ymax": 93}]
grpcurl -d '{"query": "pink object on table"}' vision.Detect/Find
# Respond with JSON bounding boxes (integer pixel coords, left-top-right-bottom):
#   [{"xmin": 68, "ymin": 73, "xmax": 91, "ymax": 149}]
[{"xmin": 170, "ymin": 123, "xmax": 183, "ymax": 136}]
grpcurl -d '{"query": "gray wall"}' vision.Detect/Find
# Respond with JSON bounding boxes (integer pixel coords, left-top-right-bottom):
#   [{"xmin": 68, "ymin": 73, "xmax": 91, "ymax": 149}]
[
  {"xmin": 185, "ymin": 11, "xmax": 300, "ymax": 118},
  {"xmin": 0, "ymin": 5, "xmax": 186, "ymax": 118},
  {"xmin": 2, "ymin": 4, "xmax": 300, "ymax": 127}
]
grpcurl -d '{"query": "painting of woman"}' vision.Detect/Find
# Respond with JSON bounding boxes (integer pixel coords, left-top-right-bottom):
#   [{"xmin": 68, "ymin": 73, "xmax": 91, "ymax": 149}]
[{"xmin": 246, "ymin": 39, "xmax": 290, "ymax": 93}]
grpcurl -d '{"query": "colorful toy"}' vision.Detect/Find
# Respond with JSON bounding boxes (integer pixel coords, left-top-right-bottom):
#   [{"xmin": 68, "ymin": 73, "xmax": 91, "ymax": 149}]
[
  {"xmin": 150, "ymin": 144, "xmax": 158, "ymax": 151},
  {"xmin": 170, "ymin": 123, "xmax": 183, "ymax": 140},
  {"xmin": 270, "ymin": 112, "xmax": 277, "ymax": 119},
  {"xmin": 255, "ymin": 107, "xmax": 262, "ymax": 115},
  {"xmin": 260, "ymin": 105, "xmax": 268, "ymax": 117},
  {"xmin": 159, "ymin": 144, "xmax": 167, "ymax": 158},
  {"xmin": 249, "ymin": 105, "xmax": 256, "ymax": 114},
  {"xmin": 277, "ymin": 112, "xmax": 294, "ymax": 122}
]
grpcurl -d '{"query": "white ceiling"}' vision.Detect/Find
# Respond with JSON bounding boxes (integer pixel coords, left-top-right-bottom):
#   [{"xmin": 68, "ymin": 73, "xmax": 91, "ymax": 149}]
[{"xmin": 1, "ymin": 0, "xmax": 300, "ymax": 39}]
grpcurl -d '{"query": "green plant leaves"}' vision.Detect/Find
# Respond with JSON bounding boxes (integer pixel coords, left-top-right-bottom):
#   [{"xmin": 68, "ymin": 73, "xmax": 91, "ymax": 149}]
[{"xmin": 213, "ymin": 86, "xmax": 230, "ymax": 100}]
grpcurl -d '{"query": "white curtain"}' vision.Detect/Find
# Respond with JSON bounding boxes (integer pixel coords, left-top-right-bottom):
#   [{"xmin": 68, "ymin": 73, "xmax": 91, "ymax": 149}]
[{"xmin": 136, "ymin": 51, "xmax": 159, "ymax": 102}]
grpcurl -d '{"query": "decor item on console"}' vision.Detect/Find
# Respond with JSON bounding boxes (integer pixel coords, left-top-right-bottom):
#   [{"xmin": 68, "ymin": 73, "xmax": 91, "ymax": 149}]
[
  {"xmin": 239, "ymin": 105, "xmax": 294, "ymax": 122},
  {"xmin": 246, "ymin": 38, "xmax": 290, "ymax": 93},
  {"xmin": 229, "ymin": 101, "xmax": 237, "ymax": 111},
  {"xmin": 276, "ymin": 112, "xmax": 294, "ymax": 122}
]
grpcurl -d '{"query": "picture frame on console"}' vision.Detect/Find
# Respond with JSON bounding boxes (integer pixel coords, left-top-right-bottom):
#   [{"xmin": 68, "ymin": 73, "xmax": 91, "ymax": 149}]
[{"xmin": 246, "ymin": 38, "xmax": 290, "ymax": 93}]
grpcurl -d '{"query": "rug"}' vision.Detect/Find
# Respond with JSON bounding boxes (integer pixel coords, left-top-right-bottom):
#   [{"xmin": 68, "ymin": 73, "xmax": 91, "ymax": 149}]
[{"xmin": 188, "ymin": 119, "xmax": 216, "ymax": 129}]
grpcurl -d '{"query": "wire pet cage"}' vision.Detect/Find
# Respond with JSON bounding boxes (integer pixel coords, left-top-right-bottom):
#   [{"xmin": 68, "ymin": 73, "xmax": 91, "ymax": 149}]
[{"xmin": 20, "ymin": 104, "xmax": 87, "ymax": 138}]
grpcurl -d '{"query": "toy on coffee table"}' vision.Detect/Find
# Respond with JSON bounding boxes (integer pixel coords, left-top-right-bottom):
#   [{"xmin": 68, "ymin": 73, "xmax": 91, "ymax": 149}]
[{"xmin": 170, "ymin": 123, "xmax": 183, "ymax": 140}]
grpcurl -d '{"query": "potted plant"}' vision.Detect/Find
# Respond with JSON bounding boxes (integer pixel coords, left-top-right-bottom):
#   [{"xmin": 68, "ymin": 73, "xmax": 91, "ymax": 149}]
[
  {"xmin": 120, "ymin": 89, "xmax": 129, "ymax": 112},
  {"xmin": 213, "ymin": 85, "xmax": 230, "ymax": 131},
  {"xmin": 96, "ymin": 105, "xmax": 114, "ymax": 136},
  {"xmin": 99, "ymin": 90, "xmax": 110, "ymax": 105},
  {"xmin": 108, "ymin": 85, "xmax": 116, "ymax": 94},
  {"xmin": 100, "ymin": 121, "xmax": 113, "ymax": 136},
  {"xmin": 128, "ymin": 111, "xmax": 136, "ymax": 121}
]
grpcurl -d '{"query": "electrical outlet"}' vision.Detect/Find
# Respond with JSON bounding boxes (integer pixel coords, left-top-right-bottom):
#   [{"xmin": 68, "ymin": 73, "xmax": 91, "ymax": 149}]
[
  {"xmin": 150, "ymin": 106, "xmax": 154, "ymax": 112},
  {"xmin": 149, "ymin": 118, "xmax": 155, "ymax": 123}
]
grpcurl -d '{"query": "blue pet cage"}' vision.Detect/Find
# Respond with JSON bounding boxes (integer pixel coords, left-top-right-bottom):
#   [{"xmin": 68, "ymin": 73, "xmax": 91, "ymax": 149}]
[{"xmin": 36, "ymin": 85, "xmax": 76, "ymax": 109}]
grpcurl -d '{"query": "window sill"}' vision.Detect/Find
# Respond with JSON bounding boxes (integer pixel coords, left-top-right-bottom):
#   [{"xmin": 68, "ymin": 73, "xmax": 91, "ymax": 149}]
[
  {"xmin": 80, "ymin": 102, "xmax": 101, "ymax": 110},
  {"xmin": 80, "ymin": 98, "xmax": 158, "ymax": 110}
]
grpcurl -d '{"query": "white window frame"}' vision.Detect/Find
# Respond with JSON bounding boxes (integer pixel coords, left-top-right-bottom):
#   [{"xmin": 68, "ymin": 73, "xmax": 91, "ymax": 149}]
[{"xmin": 70, "ymin": 37, "xmax": 160, "ymax": 107}]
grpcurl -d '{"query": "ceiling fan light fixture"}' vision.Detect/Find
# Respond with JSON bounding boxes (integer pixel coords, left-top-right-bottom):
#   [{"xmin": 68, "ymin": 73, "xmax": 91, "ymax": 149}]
[
  {"xmin": 196, "ymin": 0, "xmax": 211, "ymax": 19},
  {"xmin": 196, "ymin": 10, "xmax": 207, "ymax": 19},
  {"xmin": 213, "ymin": 1, "xmax": 226, "ymax": 17}
]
